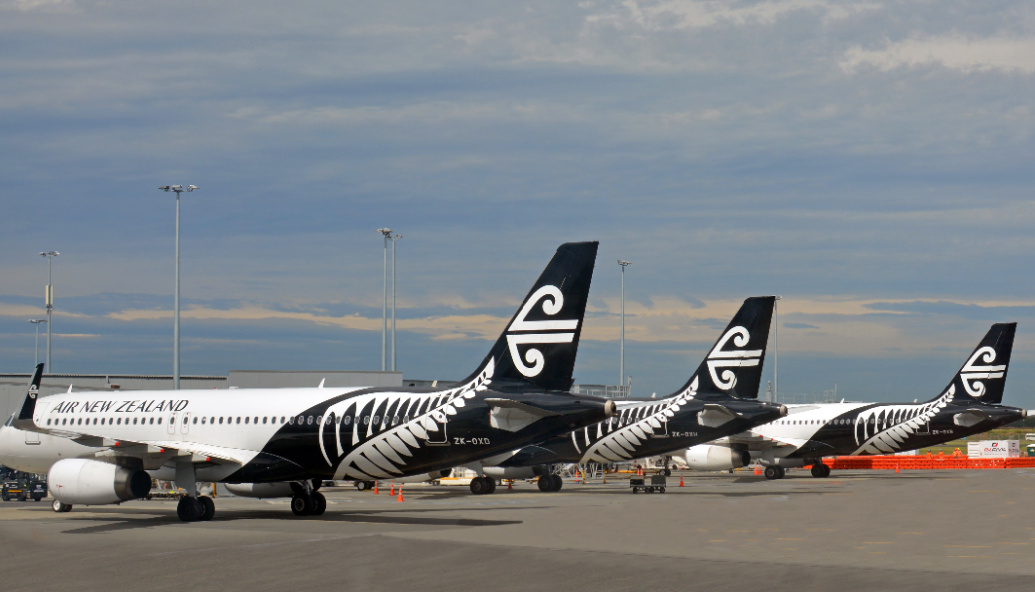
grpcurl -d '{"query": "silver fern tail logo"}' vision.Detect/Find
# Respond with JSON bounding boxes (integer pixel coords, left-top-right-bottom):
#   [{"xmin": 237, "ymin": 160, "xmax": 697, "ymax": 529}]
[
  {"xmin": 960, "ymin": 346, "xmax": 1006, "ymax": 399},
  {"xmin": 706, "ymin": 326, "xmax": 762, "ymax": 390},
  {"xmin": 506, "ymin": 285, "xmax": 579, "ymax": 378}
]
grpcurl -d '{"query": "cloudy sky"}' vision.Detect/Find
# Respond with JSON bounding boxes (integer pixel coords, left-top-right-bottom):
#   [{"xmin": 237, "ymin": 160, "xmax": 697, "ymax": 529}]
[{"xmin": 1, "ymin": 1, "xmax": 1033, "ymax": 407}]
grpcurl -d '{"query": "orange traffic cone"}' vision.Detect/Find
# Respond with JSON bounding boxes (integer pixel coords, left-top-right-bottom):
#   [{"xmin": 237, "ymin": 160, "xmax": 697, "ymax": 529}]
[
  {"xmin": 397, "ymin": 487, "xmax": 404, "ymax": 502},
  {"xmin": 390, "ymin": 483, "xmax": 395, "ymax": 496},
  {"xmin": 895, "ymin": 464, "xmax": 900, "ymax": 473},
  {"xmin": 507, "ymin": 480, "xmax": 513, "ymax": 490},
  {"xmin": 754, "ymin": 465, "xmax": 762, "ymax": 476},
  {"xmin": 679, "ymin": 476, "xmax": 684, "ymax": 487},
  {"xmin": 373, "ymin": 481, "xmax": 379, "ymax": 495}
]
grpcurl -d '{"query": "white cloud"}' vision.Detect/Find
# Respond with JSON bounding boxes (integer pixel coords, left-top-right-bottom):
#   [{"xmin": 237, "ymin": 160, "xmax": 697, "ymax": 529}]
[
  {"xmin": 841, "ymin": 34, "xmax": 1035, "ymax": 74},
  {"xmin": 588, "ymin": 0, "xmax": 877, "ymax": 31}
]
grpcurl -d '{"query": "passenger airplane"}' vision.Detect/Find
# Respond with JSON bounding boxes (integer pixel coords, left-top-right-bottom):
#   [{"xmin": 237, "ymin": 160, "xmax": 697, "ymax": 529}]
[
  {"xmin": 0, "ymin": 242, "xmax": 616, "ymax": 521},
  {"xmin": 471, "ymin": 296, "xmax": 788, "ymax": 493},
  {"xmin": 684, "ymin": 323, "xmax": 1027, "ymax": 479}
]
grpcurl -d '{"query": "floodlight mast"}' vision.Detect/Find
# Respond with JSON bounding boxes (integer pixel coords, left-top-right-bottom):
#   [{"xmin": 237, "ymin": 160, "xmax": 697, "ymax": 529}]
[
  {"xmin": 618, "ymin": 259, "xmax": 631, "ymax": 397},
  {"xmin": 160, "ymin": 184, "xmax": 198, "ymax": 390},
  {"xmin": 38, "ymin": 250, "xmax": 59, "ymax": 371},
  {"xmin": 28, "ymin": 318, "xmax": 47, "ymax": 367},
  {"xmin": 390, "ymin": 233, "xmax": 402, "ymax": 372},
  {"xmin": 377, "ymin": 228, "xmax": 392, "ymax": 372}
]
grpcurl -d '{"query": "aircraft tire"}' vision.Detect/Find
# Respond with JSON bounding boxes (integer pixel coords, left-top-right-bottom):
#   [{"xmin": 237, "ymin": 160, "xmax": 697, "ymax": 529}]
[
  {"xmin": 775, "ymin": 466, "xmax": 786, "ymax": 479},
  {"xmin": 550, "ymin": 474, "xmax": 563, "ymax": 492},
  {"xmin": 537, "ymin": 476, "xmax": 552, "ymax": 492},
  {"xmin": 470, "ymin": 477, "xmax": 489, "ymax": 495},
  {"xmin": 485, "ymin": 478, "xmax": 497, "ymax": 494},
  {"xmin": 198, "ymin": 496, "xmax": 215, "ymax": 521},
  {"xmin": 177, "ymin": 496, "xmax": 203, "ymax": 522},
  {"xmin": 811, "ymin": 463, "xmax": 828, "ymax": 478},
  {"xmin": 312, "ymin": 492, "xmax": 327, "ymax": 515},
  {"xmin": 52, "ymin": 500, "xmax": 72, "ymax": 513},
  {"xmin": 291, "ymin": 494, "xmax": 313, "ymax": 516},
  {"xmin": 764, "ymin": 466, "xmax": 779, "ymax": 480}
]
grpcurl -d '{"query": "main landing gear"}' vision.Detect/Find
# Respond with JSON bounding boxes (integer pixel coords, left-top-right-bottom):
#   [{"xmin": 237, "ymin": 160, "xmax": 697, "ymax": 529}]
[
  {"xmin": 290, "ymin": 479, "xmax": 327, "ymax": 516},
  {"xmin": 51, "ymin": 500, "xmax": 72, "ymax": 513},
  {"xmin": 810, "ymin": 463, "xmax": 831, "ymax": 478},
  {"xmin": 469, "ymin": 476, "xmax": 497, "ymax": 495},
  {"xmin": 177, "ymin": 495, "xmax": 215, "ymax": 522},
  {"xmin": 763, "ymin": 466, "xmax": 786, "ymax": 480},
  {"xmin": 536, "ymin": 474, "xmax": 563, "ymax": 492}
]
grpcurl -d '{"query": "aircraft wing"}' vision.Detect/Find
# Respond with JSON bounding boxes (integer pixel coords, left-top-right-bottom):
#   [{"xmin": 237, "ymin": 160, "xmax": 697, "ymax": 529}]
[{"xmin": 720, "ymin": 430, "xmax": 809, "ymax": 451}]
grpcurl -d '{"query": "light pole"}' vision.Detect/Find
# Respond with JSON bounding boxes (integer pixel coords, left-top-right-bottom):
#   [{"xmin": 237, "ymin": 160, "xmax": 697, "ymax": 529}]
[
  {"xmin": 38, "ymin": 250, "xmax": 59, "ymax": 370},
  {"xmin": 618, "ymin": 259, "xmax": 631, "ymax": 397},
  {"xmin": 390, "ymin": 233, "xmax": 402, "ymax": 372},
  {"xmin": 159, "ymin": 184, "xmax": 198, "ymax": 390},
  {"xmin": 28, "ymin": 319, "xmax": 47, "ymax": 366},
  {"xmin": 377, "ymin": 228, "xmax": 392, "ymax": 372},
  {"xmin": 774, "ymin": 295, "xmax": 782, "ymax": 403}
]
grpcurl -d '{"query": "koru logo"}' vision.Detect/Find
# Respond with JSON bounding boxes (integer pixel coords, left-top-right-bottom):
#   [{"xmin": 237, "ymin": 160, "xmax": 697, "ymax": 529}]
[
  {"xmin": 960, "ymin": 346, "xmax": 1006, "ymax": 399},
  {"xmin": 28, "ymin": 384, "xmax": 38, "ymax": 400},
  {"xmin": 706, "ymin": 326, "xmax": 762, "ymax": 390},
  {"xmin": 506, "ymin": 285, "xmax": 578, "ymax": 378}
]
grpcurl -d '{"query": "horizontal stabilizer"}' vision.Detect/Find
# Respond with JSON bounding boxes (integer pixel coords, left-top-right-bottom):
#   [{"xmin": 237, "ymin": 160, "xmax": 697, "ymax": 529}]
[
  {"xmin": 486, "ymin": 398, "xmax": 560, "ymax": 432},
  {"xmin": 697, "ymin": 403, "xmax": 741, "ymax": 428},
  {"xmin": 953, "ymin": 409, "xmax": 993, "ymax": 428}
]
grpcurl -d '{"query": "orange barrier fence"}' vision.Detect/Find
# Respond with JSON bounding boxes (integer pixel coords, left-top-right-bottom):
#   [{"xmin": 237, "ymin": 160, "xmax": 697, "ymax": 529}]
[{"xmin": 805, "ymin": 454, "xmax": 1035, "ymax": 471}]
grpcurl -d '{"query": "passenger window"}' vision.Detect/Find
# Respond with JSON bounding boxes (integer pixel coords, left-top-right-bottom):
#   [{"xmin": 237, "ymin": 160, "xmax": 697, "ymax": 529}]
[
  {"xmin": 218, "ymin": 417, "xmax": 224, "ymax": 425},
  {"xmin": 344, "ymin": 416, "xmax": 352, "ymax": 426},
  {"xmin": 262, "ymin": 417, "xmax": 267, "ymax": 424},
  {"xmin": 158, "ymin": 417, "xmax": 162, "ymax": 425},
  {"xmin": 363, "ymin": 416, "xmax": 370, "ymax": 425},
  {"xmin": 116, "ymin": 418, "xmax": 121, "ymax": 425},
  {"xmin": 244, "ymin": 417, "xmax": 250, "ymax": 424},
  {"xmin": 192, "ymin": 417, "xmax": 198, "ymax": 424},
  {"xmin": 372, "ymin": 416, "xmax": 380, "ymax": 425},
  {"xmin": 201, "ymin": 417, "xmax": 206, "ymax": 425},
  {"xmin": 307, "ymin": 416, "xmax": 314, "ymax": 425}
]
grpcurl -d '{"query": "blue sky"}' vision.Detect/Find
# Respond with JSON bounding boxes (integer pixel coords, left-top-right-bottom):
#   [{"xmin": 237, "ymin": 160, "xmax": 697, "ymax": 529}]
[{"xmin": 2, "ymin": 1, "xmax": 1034, "ymax": 407}]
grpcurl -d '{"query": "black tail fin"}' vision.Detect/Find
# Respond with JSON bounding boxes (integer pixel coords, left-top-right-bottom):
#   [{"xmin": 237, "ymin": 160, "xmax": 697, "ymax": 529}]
[
  {"xmin": 937, "ymin": 322, "xmax": 1015, "ymax": 405},
  {"xmin": 461, "ymin": 242, "xmax": 598, "ymax": 392},
  {"xmin": 15, "ymin": 363, "xmax": 44, "ymax": 425},
  {"xmin": 673, "ymin": 296, "xmax": 775, "ymax": 400}
]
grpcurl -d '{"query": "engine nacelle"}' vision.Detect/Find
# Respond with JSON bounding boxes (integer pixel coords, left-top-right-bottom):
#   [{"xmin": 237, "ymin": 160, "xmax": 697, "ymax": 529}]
[
  {"xmin": 48, "ymin": 458, "xmax": 152, "ymax": 505},
  {"xmin": 225, "ymin": 482, "xmax": 296, "ymax": 498},
  {"xmin": 483, "ymin": 466, "xmax": 539, "ymax": 480},
  {"xmin": 685, "ymin": 445, "xmax": 750, "ymax": 472}
]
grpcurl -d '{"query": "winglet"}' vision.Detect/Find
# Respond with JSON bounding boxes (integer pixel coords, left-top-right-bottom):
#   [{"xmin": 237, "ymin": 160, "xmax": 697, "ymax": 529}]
[{"xmin": 15, "ymin": 363, "xmax": 44, "ymax": 427}]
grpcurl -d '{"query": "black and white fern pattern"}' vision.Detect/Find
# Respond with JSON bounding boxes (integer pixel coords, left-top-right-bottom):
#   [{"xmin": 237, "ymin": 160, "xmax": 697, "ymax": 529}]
[
  {"xmin": 572, "ymin": 377, "xmax": 699, "ymax": 463},
  {"xmin": 318, "ymin": 360, "xmax": 495, "ymax": 480},
  {"xmin": 851, "ymin": 386, "xmax": 954, "ymax": 455}
]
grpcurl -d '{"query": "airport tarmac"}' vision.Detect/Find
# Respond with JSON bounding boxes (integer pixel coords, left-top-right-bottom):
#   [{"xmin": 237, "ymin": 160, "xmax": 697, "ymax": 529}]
[{"xmin": 1, "ymin": 469, "xmax": 1033, "ymax": 591}]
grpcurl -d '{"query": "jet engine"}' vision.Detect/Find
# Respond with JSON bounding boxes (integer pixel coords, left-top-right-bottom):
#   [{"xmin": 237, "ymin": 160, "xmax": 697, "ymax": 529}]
[
  {"xmin": 685, "ymin": 445, "xmax": 750, "ymax": 472},
  {"xmin": 48, "ymin": 458, "xmax": 152, "ymax": 505}
]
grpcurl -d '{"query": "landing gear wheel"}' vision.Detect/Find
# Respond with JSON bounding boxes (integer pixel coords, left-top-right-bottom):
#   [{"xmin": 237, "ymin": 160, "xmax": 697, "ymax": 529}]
[
  {"xmin": 662, "ymin": 468, "xmax": 671, "ymax": 477},
  {"xmin": 177, "ymin": 496, "xmax": 203, "ymax": 522},
  {"xmin": 550, "ymin": 474, "xmax": 563, "ymax": 492},
  {"xmin": 775, "ymin": 466, "xmax": 786, "ymax": 479},
  {"xmin": 52, "ymin": 500, "xmax": 72, "ymax": 513},
  {"xmin": 537, "ymin": 475, "xmax": 552, "ymax": 492},
  {"xmin": 198, "ymin": 496, "xmax": 215, "ymax": 521},
  {"xmin": 764, "ymin": 466, "xmax": 779, "ymax": 480},
  {"xmin": 811, "ymin": 463, "xmax": 830, "ymax": 478},
  {"xmin": 311, "ymin": 492, "xmax": 327, "ymax": 516},
  {"xmin": 291, "ymin": 493, "xmax": 313, "ymax": 516},
  {"xmin": 469, "ymin": 477, "xmax": 489, "ymax": 495},
  {"xmin": 485, "ymin": 478, "xmax": 497, "ymax": 494}
]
